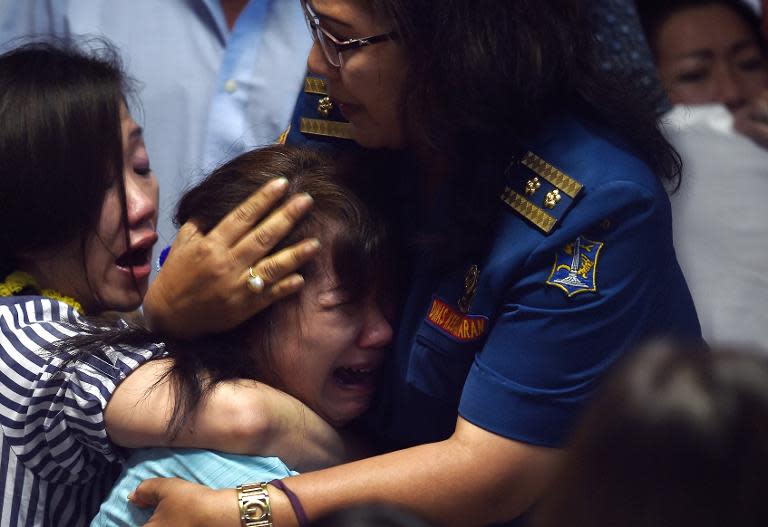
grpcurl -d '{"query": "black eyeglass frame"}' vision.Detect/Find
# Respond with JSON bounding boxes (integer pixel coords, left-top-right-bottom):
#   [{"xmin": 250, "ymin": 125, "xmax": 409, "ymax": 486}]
[{"xmin": 302, "ymin": 0, "xmax": 397, "ymax": 68}]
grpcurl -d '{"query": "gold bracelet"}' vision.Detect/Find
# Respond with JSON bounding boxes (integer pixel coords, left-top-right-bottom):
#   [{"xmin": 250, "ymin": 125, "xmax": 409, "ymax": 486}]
[{"xmin": 237, "ymin": 483, "xmax": 272, "ymax": 527}]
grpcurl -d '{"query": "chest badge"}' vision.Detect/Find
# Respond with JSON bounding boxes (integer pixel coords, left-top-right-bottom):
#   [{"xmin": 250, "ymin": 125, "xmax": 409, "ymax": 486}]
[
  {"xmin": 547, "ymin": 236, "xmax": 604, "ymax": 297},
  {"xmin": 457, "ymin": 264, "xmax": 479, "ymax": 314},
  {"xmin": 426, "ymin": 265, "xmax": 486, "ymax": 342}
]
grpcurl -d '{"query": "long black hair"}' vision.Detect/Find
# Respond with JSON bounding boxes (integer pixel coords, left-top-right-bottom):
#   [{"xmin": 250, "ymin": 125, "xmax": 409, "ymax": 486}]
[
  {"xmin": 361, "ymin": 0, "xmax": 681, "ymax": 263},
  {"xmin": 0, "ymin": 40, "xmax": 134, "ymax": 284}
]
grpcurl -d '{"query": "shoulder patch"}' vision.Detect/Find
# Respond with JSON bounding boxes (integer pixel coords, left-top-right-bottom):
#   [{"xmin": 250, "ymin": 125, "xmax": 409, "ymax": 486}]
[
  {"xmin": 546, "ymin": 236, "xmax": 604, "ymax": 297},
  {"xmin": 500, "ymin": 151, "xmax": 584, "ymax": 234}
]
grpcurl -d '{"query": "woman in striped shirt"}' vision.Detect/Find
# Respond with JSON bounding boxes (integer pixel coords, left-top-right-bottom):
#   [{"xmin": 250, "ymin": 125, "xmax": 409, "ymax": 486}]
[{"xmin": 0, "ymin": 42, "xmax": 338, "ymax": 527}]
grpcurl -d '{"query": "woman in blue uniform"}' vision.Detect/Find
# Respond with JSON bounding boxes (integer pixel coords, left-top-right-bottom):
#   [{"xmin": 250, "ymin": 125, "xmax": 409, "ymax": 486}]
[{"xmin": 133, "ymin": 0, "xmax": 701, "ymax": 524}]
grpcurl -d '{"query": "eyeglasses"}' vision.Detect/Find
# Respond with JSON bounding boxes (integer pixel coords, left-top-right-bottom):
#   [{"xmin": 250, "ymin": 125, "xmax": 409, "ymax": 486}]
[{"xmin": 301, "ymin": 0, "xmax": 396, "ymax": 68}]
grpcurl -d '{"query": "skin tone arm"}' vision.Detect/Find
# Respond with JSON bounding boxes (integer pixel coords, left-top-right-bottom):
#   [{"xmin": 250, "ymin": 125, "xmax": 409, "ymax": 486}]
[
  {"xmin": 105, "ymin": 359, "xmax": 349, "ymax": 472},
  {"xmin": 130, "ymin": 416, "xmax": 562, "ymax": 527}
]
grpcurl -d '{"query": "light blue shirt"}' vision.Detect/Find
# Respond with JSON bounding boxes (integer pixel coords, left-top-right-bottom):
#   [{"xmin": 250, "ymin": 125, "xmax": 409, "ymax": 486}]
[
  {"xmin": 0, "ymin": 0, "xmax": 311, "ymax": 248},
  {"xmin": 91, "ymin": 448, "xmax": 297, "ymax": 527}
]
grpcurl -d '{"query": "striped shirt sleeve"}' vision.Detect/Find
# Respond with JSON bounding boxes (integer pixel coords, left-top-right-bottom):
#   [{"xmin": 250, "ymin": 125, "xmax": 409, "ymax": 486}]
[{"xmin": 0, "ymin": 296, "xmax": 165, "ymax": 485}]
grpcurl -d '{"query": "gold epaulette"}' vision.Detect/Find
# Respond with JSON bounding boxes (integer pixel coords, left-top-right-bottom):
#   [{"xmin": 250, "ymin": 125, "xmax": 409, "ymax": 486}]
[
  {"xmin": 500, "ymin": 187, "xmax": 558, "ymax": 233},
  {"xmin": 520, "ymin": 151, "xmax": 583, "ymax": 198},
  {"xmin": 304, "ymin": 77, "xmax": 327, "ymax": 95},
  {"xmin": 298, "ymin": 76, "xmax": 353, "ymax": 141},
  {"xmin": 500, "ymin": 151, "xmax": 584, "ymax": 234},
  {"xmin": 299, "ymin": 118, "xmax": 354, "ymax": 140}
]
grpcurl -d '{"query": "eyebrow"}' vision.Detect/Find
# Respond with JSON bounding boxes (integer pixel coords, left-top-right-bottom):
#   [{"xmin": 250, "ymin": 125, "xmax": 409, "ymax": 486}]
[
  {"xmin": 318, "ymin": 14, "xmax": 354, "ymax": 30},
  {"xmin": 673, "ymin": 39, "xmax": 762, "ymax": 62},
  {"xmin": 307, "ymin": 1, "xmax": 354, "ymax": 30},
  {"xmin": 674, "ymin": 49, "xmax": 714, "ymax": 61},
  {"xmin": 729, "ymin": 39, "xmax": 762, "ymax": 56}
]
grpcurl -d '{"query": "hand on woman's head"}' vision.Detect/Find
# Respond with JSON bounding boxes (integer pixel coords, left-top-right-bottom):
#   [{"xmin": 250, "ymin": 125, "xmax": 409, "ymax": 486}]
[{"xmin": 143, "ymin": 178, "xmax": 321, "ymax": 339}]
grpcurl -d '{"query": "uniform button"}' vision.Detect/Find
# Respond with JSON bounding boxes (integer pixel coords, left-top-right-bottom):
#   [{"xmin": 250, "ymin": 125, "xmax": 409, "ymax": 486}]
[{"xmin": 224, "ymin": 79, "xmax": 238, "ymax": 93}]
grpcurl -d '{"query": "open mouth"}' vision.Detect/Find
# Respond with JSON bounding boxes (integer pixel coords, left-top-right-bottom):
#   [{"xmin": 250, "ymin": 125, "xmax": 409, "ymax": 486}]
[
  {"xmin": 333, "ymin": 366, "xmax": 377, "ymax": 389},
  {"xmin": 115, "ymin": 245, "xmax": 152, "ymax": 269},
  {"xmin": 114, "ymin": 234, "xmax": 157, "ymax": 280}
]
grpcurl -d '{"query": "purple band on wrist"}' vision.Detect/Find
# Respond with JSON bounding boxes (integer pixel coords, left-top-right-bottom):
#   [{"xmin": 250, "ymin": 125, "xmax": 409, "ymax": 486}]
[{"xmin": 269, "ymin": 479, "xmax": 309, "ymax": 527}]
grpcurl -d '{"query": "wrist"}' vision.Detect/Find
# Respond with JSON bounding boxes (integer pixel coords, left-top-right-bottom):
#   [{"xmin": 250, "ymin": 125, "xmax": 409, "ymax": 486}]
[
  {"xmin": 235, "ymin": 481, "xmax": 301, "ymax": 527},
  {"xmin": 267, "ymin": 482, "xmax": 302, "ymax": 527},
  {"xmin": 207, "ymin": 487, "xmax": 242, "ymax": 527},
  {"xmin": 269, "ymin": 480, "xmax": 308, "ymax": 527}
]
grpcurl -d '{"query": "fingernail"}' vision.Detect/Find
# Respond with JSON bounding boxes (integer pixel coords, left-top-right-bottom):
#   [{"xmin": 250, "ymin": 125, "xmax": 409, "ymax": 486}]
[
  {"xmin": 293, "ymin": 193, "xmax": 314, "ymax": 211},
  {"xmin": 305, "ymin": 238, "xmax": 321, "ymax": 252},
  {"xmin": 288, "ymin": 274, "xmax": 305, "ymax": 288},
  {"xmin": 272, "ymin": 177, "xmax": 289, "ymax": 191},
  {"xmin": 127, "ymin": 492, "xmax": 134, "ymax": 502}
]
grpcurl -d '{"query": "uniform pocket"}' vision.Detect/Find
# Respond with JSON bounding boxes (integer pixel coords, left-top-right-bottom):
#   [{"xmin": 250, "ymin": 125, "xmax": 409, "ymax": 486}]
[{"xmin": 405, "ymin": 329, "xmax": 480, "ymax": 404}]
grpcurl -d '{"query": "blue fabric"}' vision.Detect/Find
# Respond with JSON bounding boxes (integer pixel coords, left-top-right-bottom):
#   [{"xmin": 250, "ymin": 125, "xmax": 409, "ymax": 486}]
[
  {"xmin": 91, "ymin": 448, "xmax": 297, "ymax": 527},
  {"xmin": 0, "ymin": 0, "xmax": 312, "ymax": 249},
  {"xmin": 373, "ymin": 115, "xmax": 701, "ymax": 449}
]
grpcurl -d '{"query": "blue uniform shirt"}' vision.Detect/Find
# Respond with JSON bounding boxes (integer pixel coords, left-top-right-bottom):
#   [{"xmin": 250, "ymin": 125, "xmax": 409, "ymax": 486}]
[
  {"xmin": 282, "ymin": 89, "xmax": 700, "ymax": 448},
  {"xmin": 373, "ymin": 115, "xmax": 701, "ymax": 449}
]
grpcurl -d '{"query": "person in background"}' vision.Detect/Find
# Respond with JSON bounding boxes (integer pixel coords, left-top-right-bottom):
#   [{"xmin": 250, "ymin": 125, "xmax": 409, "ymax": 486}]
[
  {"xmin": 637, "ymin": 0, "xmax": 768, "ymax": 348},
  {"xmin": 636, "ymin": 0, "xmax": 768, "ymax": 145},
  {"xmin": 533, "ymin": 340, "xmax": 768, "ymax": 527},
  {"xmin": 0, "ymin": 0, "xmax": 312, "ymax": 250}
]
